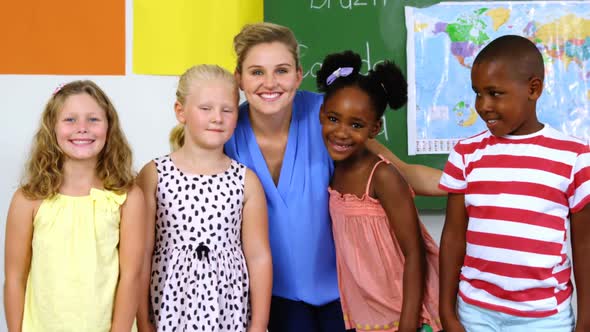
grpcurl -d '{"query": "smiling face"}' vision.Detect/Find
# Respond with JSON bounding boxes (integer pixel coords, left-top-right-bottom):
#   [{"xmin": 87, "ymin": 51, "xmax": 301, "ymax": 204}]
[
  {"xmin": 320, "ymin": 86, "xmax": 381, "ymax": 162},
  {"xmin": 54, "ymin": 93, "xmax": 108, "ymax": 163},
  {"xmin": 235, "ymin": 42, "xmax": 302, "ymax": 117},
  {"xmin": 471, "ymin": 60, "xmax": 543, "ymax": 137},
  {"xmin": 176, "ymin": 79, "xmax": 238, "ymax": 150}
]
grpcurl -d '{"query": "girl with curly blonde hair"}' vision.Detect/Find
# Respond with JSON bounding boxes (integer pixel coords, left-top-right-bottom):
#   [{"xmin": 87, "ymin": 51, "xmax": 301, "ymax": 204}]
[{"xmin": 4, "ymin": 80, "xmax": 146, "ymax": 332}]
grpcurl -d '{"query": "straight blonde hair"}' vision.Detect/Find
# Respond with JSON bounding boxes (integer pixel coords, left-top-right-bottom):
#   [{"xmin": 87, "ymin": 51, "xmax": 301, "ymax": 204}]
[
  {"xmin": 169, "ymin": 64, "xmax": 238, "ymax": 151},
  {"xmin": 233, "ymin": 22, "xmax": 300, "ymax": 73}
]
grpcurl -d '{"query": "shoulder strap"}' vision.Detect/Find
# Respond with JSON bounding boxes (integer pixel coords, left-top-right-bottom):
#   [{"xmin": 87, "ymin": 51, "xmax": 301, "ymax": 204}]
[
  {"xmin": 153, "ymin": 155, "xmax": 171, "ymax": 173},
  {"xmin": 366, "ymin": 154, "xmax": 416, "ymax": 198},
  {"xmin": 364, "ymin": 155, "xmax": 390, "ymax": 196}
]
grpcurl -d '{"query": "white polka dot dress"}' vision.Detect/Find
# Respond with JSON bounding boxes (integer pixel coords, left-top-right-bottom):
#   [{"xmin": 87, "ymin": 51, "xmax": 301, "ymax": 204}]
[{"xmin": 150, "ymin": 156, "xmax": 249, "ymax": 332}]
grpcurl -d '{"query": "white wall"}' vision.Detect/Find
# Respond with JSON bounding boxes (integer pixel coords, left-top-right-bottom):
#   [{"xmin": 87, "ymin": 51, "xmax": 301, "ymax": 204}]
[{"xmin": 0, "ymin": 76, "xmax": 179, "ymax": 329}]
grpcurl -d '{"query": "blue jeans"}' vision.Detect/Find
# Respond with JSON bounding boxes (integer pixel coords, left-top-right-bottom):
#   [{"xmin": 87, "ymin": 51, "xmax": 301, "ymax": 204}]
[
  {"xmin": 267, "ymin": 296, "xmax": 354, "ymax": 332},
  {"xmin": 457, "ymin": 296, "xmax": 574, "ymax": 332}
]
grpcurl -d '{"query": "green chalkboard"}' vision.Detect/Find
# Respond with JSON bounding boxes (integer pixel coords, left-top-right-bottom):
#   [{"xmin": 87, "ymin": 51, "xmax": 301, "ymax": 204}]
[
  {"xmin": 265, "ymin": 0, "xmax": 532, "ymax": 209},
  {"xmin": 265, "ymin": 0, "xmax": 543, "ymax": 210},
  {"xmin": 265, "ymin": 0, "xmax": 460, "ymax": 209}
]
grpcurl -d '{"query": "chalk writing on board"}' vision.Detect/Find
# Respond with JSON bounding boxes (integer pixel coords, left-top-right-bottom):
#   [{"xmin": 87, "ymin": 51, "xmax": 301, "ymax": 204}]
[
  {"xmin": 310, "ymin": 0, "xmax": 388, "ymax": 10},
  {"xmin": 299, "ymin": 41, "xmax": 386, "ymax": 79},
  {"xmin": 378, "ymin": 116, "xmax": 388, "ymax": 141}
]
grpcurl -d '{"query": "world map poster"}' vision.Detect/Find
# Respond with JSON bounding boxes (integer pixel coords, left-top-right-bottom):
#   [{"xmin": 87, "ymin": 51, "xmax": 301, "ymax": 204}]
[{"xmin": 406, "ymin": 1, "xmax": 590, "ymax": 154}]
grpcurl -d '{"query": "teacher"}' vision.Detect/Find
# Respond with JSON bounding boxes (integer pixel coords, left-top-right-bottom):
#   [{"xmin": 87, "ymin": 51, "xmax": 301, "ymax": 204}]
[{"xmin": 224, "ymin": 22, "xmax": 443, "ymax": 332}]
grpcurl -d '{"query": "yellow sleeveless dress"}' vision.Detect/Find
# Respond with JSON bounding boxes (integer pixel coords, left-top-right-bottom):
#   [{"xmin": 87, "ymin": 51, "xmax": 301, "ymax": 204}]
[{"xmin": 22, "ymin": 188, "xmax": 127, "ymax": 332}]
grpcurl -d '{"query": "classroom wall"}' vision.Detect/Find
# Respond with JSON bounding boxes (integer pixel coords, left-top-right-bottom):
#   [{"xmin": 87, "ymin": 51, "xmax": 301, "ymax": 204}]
[
  {"xmin": 0, "ymin": 1, "xmax": 447, "ymax": 329},
  {"xmin": 0, "ymin": 1, "xmax": 578, "ymax": 330},
  {"xmin": 0, "ymin": 1, "xmax": 166, "ymax": 328}
]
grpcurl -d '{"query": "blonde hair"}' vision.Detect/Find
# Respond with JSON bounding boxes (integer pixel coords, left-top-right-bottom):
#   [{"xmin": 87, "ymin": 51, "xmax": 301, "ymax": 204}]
[
  {"xmin": 21, "ymin": 80, "xmax": 135, "ymax": 200},
  {"xmin": 233, "ymin": 22, "xmax": 300, "ymax": 73},
  {"xmin": 169, "ymin": 64, "xmax": 238, "ymax": 151}
]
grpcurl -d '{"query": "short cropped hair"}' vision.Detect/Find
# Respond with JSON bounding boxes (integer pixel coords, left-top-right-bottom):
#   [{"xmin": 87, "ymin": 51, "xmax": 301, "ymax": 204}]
[{"xmin": 474, "ymin": 35, "xmax": 544, "ymax": 82}]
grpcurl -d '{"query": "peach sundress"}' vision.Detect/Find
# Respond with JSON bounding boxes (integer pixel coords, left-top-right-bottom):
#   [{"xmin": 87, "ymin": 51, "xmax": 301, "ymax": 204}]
[{"xmin": 328, "ymin": 156, "xmax": 442, "ymax": 332}]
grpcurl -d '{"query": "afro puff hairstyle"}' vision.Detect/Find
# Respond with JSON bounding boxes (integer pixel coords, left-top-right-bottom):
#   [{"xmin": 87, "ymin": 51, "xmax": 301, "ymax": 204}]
[{"xmin": 316, "ymin": 50, "xmax": 407, "ymax": 119}]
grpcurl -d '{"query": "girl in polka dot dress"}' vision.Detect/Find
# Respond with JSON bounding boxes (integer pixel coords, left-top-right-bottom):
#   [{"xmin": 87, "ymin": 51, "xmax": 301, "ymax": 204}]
[{"xmin": 136, "ymin": 65, "xmax": 272, "ymax": 332}]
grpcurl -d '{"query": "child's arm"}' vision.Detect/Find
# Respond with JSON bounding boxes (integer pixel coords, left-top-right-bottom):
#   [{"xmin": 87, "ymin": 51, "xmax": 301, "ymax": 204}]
[
  {"xmin": 366, "ymin": 139, "xmax": 445, "ymax": 196},
  {"xmin": 4, "ymin": 189, "xmax": 35, "ymax": 332},
  {"xmin": 110, "ymin": 185, "xmax": 146, "ymax": 332},
  {"xmin": 373, "ymin": 163, "xmax": 426, "ymax": 332},
  {"xmin": 135, "ymin": 162, "xmax": 158, "ymax": 332},
  {"xmin": 439, "ymin": 193, "xmax": 468, "ymax": 332},
  {"xmin": 571, "ymin": 203, "xmax": 590, "ymax": 332},
  {"xmin": 241, "ymin": 169, "xmax": 272, "ymax": 332}
]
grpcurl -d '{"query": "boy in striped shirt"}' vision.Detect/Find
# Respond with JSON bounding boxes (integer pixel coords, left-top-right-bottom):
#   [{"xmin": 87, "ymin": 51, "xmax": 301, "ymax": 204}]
[{"xmin": 439, "ymin": 35, "xmax": 590, "ymax": 332}]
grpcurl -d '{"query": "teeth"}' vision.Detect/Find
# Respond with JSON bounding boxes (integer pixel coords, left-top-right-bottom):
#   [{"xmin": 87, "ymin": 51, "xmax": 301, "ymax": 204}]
[
  {"xmin": 72, "ymin": 140, "xmax": 92, "ymax": 145},
  {"xmin": 332, "ymin": 142, "xmax": 352, "ymax": 151},
  {"xmin": 260, "ymin": 92, "xmax": 280, "ymax": 99},
  {"xmin": 487, "ymin": 120, "xmax": 497, "ymax": 124}
]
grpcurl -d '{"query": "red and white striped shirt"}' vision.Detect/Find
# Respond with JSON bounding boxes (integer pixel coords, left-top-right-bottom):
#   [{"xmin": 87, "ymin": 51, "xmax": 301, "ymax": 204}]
[{"xmin": 439, "ymin": 125, "xmax": 590, "ymax": 317}]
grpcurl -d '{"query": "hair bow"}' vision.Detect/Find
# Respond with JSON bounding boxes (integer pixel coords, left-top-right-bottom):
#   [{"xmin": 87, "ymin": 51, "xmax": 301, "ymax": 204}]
[{"xmin": 326, "ymin": 67, "xmax": 353, "ymax": 85}]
